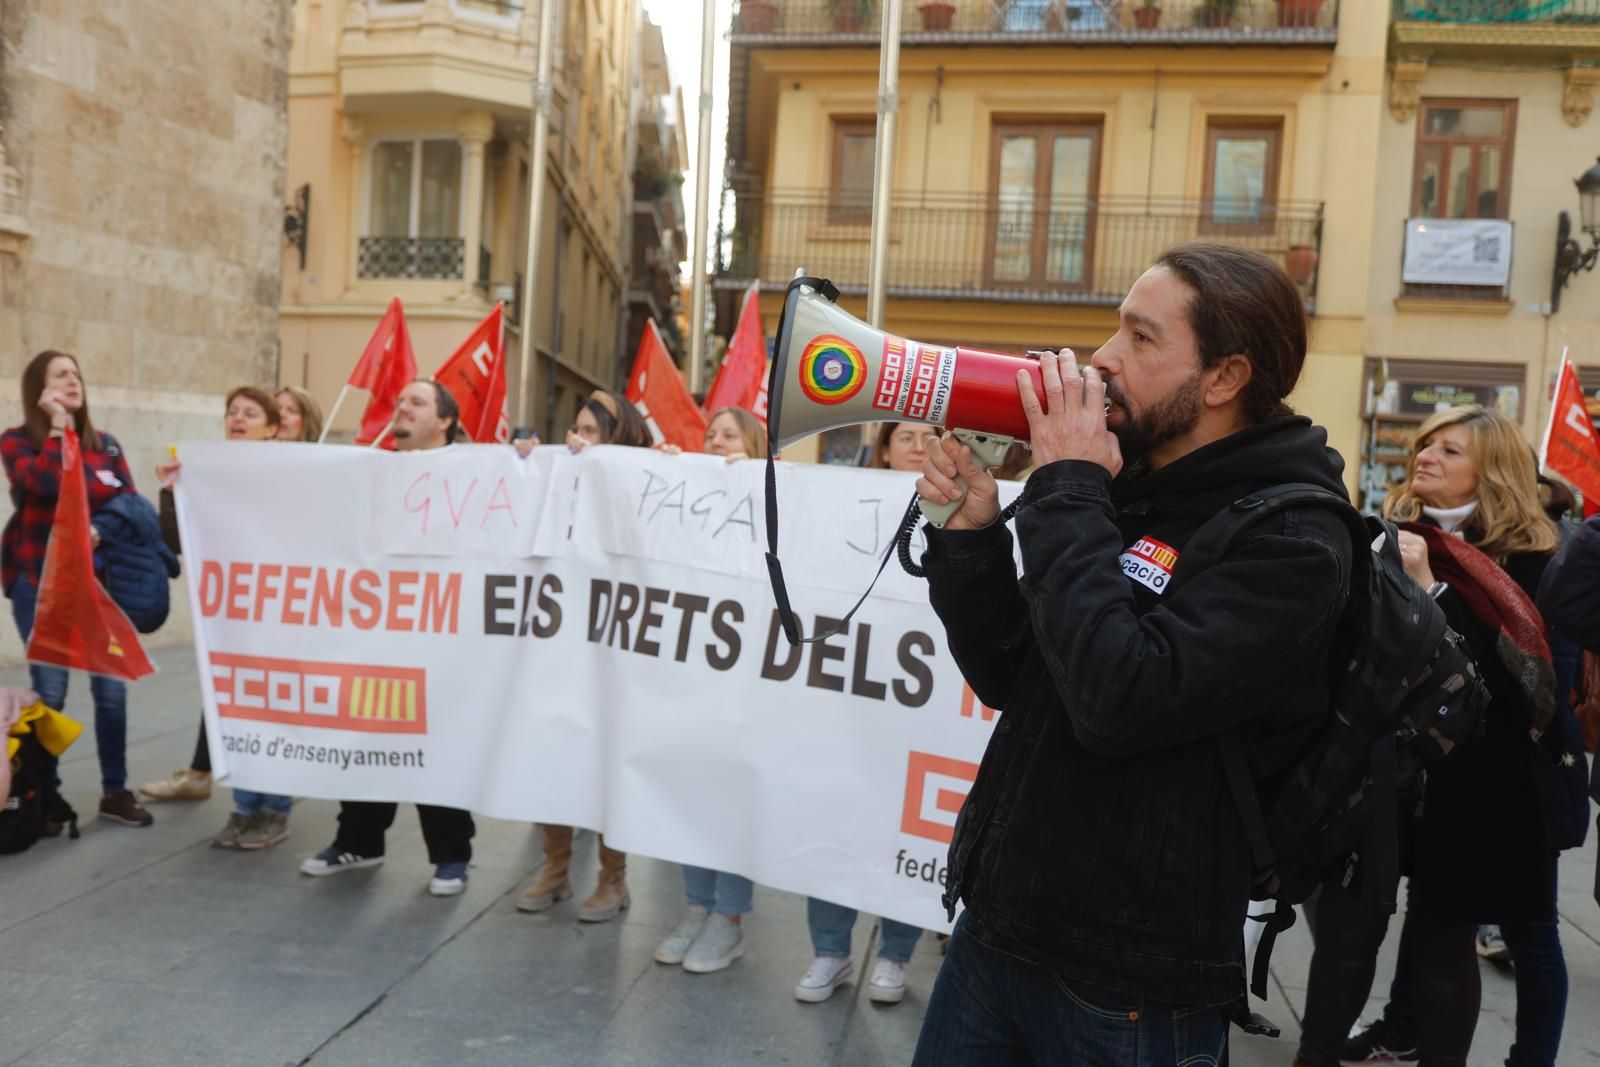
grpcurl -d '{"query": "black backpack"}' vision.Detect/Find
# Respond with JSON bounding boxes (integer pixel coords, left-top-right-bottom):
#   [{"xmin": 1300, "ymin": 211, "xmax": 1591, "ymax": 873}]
[
  {"xmin": 1170, "ymin": 484, "xmax": 1491, "ymax": 1000},
  {"xmin": 1, "ymin": 730, "xmax": 79, "ymax": 854}
]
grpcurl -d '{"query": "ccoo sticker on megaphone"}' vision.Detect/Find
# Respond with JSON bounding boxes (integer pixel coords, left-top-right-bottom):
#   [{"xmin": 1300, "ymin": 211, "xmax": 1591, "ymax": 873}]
[{"xmin": 762, "ymin": 271, "xmax": 1067, "ymax": 646}]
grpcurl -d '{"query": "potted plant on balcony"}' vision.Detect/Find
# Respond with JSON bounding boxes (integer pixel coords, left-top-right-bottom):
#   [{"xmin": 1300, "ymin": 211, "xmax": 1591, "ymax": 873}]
[
  {"xmin": 1286, "ymin": 243, "xmax": 1319, "ymax": 285},
  {"xmin": 918, "ymin": 1, "xmax": 956, "ymax": 30},
  {"xmin": 1133, "ymin": 1, "xmax": 1162, "ymax": 29},
  {"xmin": 1275, "ymin": 0, "xmax": 1323, "ymax": 27},
  {"xmin": 1192, "ymin": 0, "xmax": 1239, "ymax": 27},
  {"xmin": 740, "ymin": 0, "xmax": 780, "ymax": 33},
  {"xmin": 827, "ymin": 0, "xmax": 876, "ymax": 32}
]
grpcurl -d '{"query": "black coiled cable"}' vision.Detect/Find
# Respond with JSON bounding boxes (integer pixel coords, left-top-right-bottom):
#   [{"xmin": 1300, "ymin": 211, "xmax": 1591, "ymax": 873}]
[{"xmin": 895, "ymin": 491, "xmax": 1025, "ymax": 578}]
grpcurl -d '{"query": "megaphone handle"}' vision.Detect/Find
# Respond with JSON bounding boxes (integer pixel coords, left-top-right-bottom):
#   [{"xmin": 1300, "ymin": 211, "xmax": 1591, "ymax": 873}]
[{"xmin": 919, "ymin": 431, "xmax": 1017, "ymax": 529}]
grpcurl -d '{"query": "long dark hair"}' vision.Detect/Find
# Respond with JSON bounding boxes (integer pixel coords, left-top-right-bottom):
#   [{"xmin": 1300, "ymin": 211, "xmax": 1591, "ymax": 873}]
[
  {"xmin": 421, "ymin": 379, "xmax": 464, "ymax": 443},
  {"xmin": 586, "ymin": 391, "xmax": 651, "ymax": 448},
  {"xmin": 1154, "ymin": 242, "xmax": 1308, "ymax": 424},
  {"xmin": 20, "ymin": 350, "xmax": 102, "ymax": 450}
]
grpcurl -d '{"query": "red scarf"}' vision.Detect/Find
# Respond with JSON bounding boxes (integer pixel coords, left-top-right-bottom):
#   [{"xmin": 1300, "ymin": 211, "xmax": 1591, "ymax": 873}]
[{"xmin": 1402, "ymin": 522, "xmax": 1554, "ymax": 733}]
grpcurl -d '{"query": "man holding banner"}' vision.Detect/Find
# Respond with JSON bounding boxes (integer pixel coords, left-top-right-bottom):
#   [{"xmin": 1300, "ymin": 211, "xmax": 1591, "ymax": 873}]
[
  {"xmin": 909, "ymin": 245, "xmax": 1355, "ymax": 1064},
  {"xmin": 299, "ymin": 379, "xmax": 477, "ymax": 895}
]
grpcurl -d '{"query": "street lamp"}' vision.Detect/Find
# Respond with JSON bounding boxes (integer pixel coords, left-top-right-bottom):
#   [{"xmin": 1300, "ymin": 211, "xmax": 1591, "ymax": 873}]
[{"xmin": 1552, "ymin": 156, "xmax": 1600, "ymax": 314}]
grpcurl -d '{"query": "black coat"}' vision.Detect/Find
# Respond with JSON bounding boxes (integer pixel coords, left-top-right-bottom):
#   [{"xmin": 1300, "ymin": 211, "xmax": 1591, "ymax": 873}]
[
  {"xmin": 921, "ymin": 417, "xmax": 1354, "ymax": 1006},
  {"xmin": 1411, "ymin": 549, "xmax": 1557, "ymax": 923}
]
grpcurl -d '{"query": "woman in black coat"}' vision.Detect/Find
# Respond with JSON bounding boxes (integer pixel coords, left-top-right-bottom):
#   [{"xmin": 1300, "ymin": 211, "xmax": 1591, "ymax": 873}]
[{"xmin": 1297, "ymin": 405, "xmax": 1565, "ymax": 1067}]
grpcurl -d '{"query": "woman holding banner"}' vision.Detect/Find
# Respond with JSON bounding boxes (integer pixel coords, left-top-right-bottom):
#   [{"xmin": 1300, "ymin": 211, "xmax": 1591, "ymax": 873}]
[
  {"xmin": 516, "ymin": 389, "xmax": 651, "ymax": 923},
  {"xmin": 275, "ymin": 386, "xmax": 324, "ymax": 443},
  {"xmin": 793, "ymin": 422, "xmax": 941, "ymax": 1006},
  {"xmin": 650, "ymin": 406, "xmax": 768, "ymax": 975},
  {"xmin": 1, "ymin": 350, "xmax": 151, "ymax": 828},
  {"xmin": 139, "ymin": 387, "xmax": 296, "ymax": 850}
]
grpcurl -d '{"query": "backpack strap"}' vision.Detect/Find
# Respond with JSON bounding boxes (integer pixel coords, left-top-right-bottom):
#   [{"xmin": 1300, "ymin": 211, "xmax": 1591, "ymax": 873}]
[
  {"xmin": 1221, "ymin": 731, "xmax": 1297, "ymax": 1000},
  {"xmin": 1168, "ymin": 483, "xmax": 1361, "ymax": 591}
]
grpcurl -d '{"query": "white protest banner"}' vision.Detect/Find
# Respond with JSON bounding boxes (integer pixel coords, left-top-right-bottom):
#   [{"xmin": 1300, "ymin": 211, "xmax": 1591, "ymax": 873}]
[{"xmin": 175, "ymin": 442, "xmax": 1023, "ymax": 931}]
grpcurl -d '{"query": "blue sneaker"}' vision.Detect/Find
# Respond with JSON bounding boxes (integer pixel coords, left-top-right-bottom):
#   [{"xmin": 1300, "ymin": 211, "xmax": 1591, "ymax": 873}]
[
  {"xmin": 299, "ymin": 845, "xmax": 384, "ymax": 877},
  {"xmin": 429, "ymin": 861, "xmax": 469, "ymax": 896}
]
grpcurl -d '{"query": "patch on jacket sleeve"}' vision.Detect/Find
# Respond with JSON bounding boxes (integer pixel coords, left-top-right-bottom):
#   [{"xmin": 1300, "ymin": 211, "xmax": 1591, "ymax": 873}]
[{"xmin": 1119, "ymin": 535, "xmax": 1178, "ymax": 595}]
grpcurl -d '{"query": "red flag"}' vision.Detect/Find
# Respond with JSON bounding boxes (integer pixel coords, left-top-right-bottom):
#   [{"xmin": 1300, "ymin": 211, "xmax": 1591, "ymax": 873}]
[
  {"xmin": 432, "ymin": 304, "xmax": 509, "ymax": 443},
  {"xmin": 625, "ymin": 321, "xmax": 707, "ymax": 451},
  {"xmin": 704, "ymin": 281, "xmax": 768, "ymax": 419},
  {"xmin": 26, "ymin": 429, "xmax": 155, "ymax": 683},
  {"xmin": 352, "ymin": 298, "xmax": 417, "ymax": 448},
  {"xmin": 1540, "ymin": 351, "xmax": 1600, "ymax": 506}
]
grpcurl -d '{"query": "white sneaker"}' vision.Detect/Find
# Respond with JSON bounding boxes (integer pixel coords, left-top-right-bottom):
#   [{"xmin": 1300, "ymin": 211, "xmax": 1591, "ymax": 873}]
[
  {"xmin": 794, "ymin": 956, "xmax": 852, "ymax": 1003},
  {"xmin": 867, "ymin": 958, "xmax": 907, "ymax": 1004},
  {"xmin": 682, "ymin": 913, "xmax": 745, "ymax": 974},
  {"xmin": 655, "ymin": 905, "xmax": 710, "ymax": 965}
]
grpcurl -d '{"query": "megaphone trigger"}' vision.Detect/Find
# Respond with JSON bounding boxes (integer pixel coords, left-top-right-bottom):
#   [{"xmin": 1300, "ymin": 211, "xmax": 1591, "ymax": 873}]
[{"xmin": 919, "ymin": 430, "xmax": 1016, "ymax": 529}]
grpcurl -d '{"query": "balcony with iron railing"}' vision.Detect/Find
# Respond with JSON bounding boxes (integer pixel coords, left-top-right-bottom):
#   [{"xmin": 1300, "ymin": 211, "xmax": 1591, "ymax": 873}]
[
  {"xmin": 717, "ymin": 192, "xmax": 1323, "ymax": 307},
  {"xmin": 1392, "ymin": 0, "xmax": 1600, "ymax": 51},
  {"xmin": 357, "ymin": 236, "xmax": 466, "ymax": 280},
  {"xmin": 730, "ymin": 0, "xmax": 1339, "ymax": 45}
]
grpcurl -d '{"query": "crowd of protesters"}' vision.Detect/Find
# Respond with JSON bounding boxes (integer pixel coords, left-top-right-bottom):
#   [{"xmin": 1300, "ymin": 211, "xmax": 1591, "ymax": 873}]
[{"xmin": 4, "ymin": 242, "xmax": 1598, "ymax": 1067}]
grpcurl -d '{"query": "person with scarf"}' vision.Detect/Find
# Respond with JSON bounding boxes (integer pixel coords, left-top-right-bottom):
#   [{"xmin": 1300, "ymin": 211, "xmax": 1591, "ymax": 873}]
[{"xmin": 1297, "ymin": 405, "xmax": 1566, "ymax": 1067}]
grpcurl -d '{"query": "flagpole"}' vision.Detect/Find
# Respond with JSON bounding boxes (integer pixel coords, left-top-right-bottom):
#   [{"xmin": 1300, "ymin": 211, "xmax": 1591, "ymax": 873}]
[
  {"xmin": 687, "ymin": 0, "xmax": 716, "ymax": 395},
  {"xmin": 1539, "ymin": 346, "xmax": 1570, "ymax": 471},
  {"xmin": 319, "ymin": 384, "xmax": 352, "ymax": 444},
  {"xmin": 865, "ymin": 0, "xmax": 902, "ymax": 330},
  {"xmin": 517, "ymin": 0, "xmax": 557, "ymax": 433},
  {"xmin": 369, "ymin": 418, "xmax": 396, "ymax": 450}
]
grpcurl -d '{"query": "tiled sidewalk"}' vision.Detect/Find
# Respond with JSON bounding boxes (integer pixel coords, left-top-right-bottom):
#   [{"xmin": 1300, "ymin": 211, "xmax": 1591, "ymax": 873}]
[{"xmin": 2, "ymin": 646, "xmax": 1594, "ymax": 1066}]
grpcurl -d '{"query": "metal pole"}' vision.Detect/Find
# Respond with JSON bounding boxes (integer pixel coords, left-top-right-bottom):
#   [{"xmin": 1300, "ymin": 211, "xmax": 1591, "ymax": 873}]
[
  {"xmin": 615, "ymin": 0, "xmax": 644, "ymax": 388},
  {"xmin": 687, "ymin": 0, "xmax": 717, "ymax": 393},
  {"xmin": 865, "ymin": 0, "xmax": 902, "ymax": 329},
  {"xmin": 517, "ymin": 0, "xmax": 557, "ymax": 429}
]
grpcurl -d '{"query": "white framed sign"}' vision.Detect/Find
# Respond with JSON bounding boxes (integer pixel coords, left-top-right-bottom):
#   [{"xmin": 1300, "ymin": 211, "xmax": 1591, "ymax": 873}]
[{"xmin": 1402, "ymin": 217, "xmax": 1513, "ymax": 287}]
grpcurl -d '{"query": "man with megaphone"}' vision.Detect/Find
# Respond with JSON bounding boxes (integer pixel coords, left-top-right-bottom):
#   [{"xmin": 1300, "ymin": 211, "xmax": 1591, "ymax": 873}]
[{"xmin": 903, "ymin": 243, "xmax": 1356, "ymax": 1065}]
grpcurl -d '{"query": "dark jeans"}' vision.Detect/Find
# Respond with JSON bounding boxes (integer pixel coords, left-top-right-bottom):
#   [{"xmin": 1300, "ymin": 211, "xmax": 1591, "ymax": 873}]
[
  {"xmin": 1299, "ymin": 881, "xmax": 1479, "ymax": 1067},
  {"xmin": 9, "ymin": 574, "xmax": 128, "ymax": 793},
  {"xmin": 334, "ymin": 801, "xmax": 474, "ymax": 865},
  {"xmin": 1378, "ymin": 873, "xmax": 1568, "ymax": 1067},
  {"xmin": 911, "ymin": 913, "xmax": 1229, "ymax": 1067}
]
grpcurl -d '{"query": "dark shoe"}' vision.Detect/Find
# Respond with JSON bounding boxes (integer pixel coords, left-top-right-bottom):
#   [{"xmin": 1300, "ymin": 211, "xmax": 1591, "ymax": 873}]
[
  {"xmin": 98, "ymin": 789, "xmax": 153, "ymax": 827},
  {"xmin": 1340, "ymin": 1018, "xmax": 1419, "ymax": 1066}
]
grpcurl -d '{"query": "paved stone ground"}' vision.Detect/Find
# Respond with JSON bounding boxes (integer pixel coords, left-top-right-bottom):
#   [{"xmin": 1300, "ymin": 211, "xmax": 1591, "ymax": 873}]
[{"xmin": 2, "ymin": 647, "xmax": 1596, "ymax": 1066}]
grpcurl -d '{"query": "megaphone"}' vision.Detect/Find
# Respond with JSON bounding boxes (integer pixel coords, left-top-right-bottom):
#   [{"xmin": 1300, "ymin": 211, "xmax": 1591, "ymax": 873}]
[{"xmin": 768, "ymin": 272, "xmax": 1048, "ymax": 526}]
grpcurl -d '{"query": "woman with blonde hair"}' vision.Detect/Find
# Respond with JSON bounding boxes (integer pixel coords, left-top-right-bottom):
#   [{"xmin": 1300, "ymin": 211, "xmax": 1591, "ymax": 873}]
[
  {"xmin": 275, "ymin": 386, "xmax": 324, "ymax": 443},
  {"xmin": 1299, "ymin": 405, "xmax": 1570, "ymax": 1067}
]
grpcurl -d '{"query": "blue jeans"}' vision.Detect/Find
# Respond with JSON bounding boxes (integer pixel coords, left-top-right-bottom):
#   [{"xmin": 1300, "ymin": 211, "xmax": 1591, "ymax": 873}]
[
  {"xmin": 682, "ymin": 865, "xmax": 753, "ymax": 917},
  {"xmin": 233, "ymin": 789, "xmax": 292, "ymax": 817},
  {"xmin": 9, "ymin": 574, "xmax": 128, "ymax": 793},
  {"xmin": 912, "ymin": 913, "xmax": 1229, "ymax": 1067},
  {"xmin": 807, "ymin": 896, "xmax": 921, "ymax": 963}
]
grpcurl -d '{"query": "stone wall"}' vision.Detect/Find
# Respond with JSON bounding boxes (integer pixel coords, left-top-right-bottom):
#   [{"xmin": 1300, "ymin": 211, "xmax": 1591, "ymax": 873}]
[{"xmin": 0, "ymin": 0, "xmax": 293, "ymax": 663}]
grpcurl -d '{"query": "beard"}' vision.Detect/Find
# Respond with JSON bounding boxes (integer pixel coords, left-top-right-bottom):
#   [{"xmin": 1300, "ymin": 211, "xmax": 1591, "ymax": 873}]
[{"xmin": 1104, "ymin": 372, "xmax": 1204, "ymax": 456}]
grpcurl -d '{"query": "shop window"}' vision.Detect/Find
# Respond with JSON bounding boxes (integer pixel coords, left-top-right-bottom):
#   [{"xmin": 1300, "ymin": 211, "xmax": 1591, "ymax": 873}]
[{"xmin": 1358, "ymin": 358, "xmax": 1524, "ymax": 512}]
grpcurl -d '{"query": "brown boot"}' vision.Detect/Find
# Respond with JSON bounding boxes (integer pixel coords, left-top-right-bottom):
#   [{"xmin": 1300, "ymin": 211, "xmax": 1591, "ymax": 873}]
[
  {"xmin": 516, "ymin": 824, "xmax": 574, "ymax": 913},
  {"xmin": 577, "ymin": 835, "xmax": 630, "ymax": 922}
]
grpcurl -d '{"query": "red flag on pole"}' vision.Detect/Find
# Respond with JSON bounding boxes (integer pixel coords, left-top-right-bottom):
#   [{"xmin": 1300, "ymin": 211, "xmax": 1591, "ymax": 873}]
[
  {"xmin": 433, "ymin": 304, "xmax": 510, "ymax": 443},
  {"xmin": 351, "ymin": 298, "xmax": 417, "ymax": 449},
  {"xmin": 26, "ymin": 428, "xmax": 155, "ymax": 683},
  {"xmin": 626, "ymin": 320, "xmax": 707, "ymax": 451},
  {"xmin": 704, "ymin": 281, "xmax": 768, "ymax": 419},
  {"xmin": 1539, "ymin": 349, "xmax": 1600, "ymax": 507}
]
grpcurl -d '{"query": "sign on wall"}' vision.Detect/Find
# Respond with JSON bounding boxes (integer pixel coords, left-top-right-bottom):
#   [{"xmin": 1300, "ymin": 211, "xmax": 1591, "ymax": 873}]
[{"xmin": 1401, "ymin": 217, "xmax": 1513, "ymax": 288}]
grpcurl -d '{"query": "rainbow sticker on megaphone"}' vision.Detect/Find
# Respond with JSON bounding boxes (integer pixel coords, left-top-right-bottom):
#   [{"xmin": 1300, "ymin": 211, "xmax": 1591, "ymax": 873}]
[{"xmin": 797, "ymin": 334, "xmax": 867, "ymax": 405}]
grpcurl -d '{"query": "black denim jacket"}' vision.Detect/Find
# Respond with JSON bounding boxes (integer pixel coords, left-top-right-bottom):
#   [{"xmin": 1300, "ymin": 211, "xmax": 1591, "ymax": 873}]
[{"xmin": 923, "ymin": 417, "xmax": 1355, "ymax": 1006}]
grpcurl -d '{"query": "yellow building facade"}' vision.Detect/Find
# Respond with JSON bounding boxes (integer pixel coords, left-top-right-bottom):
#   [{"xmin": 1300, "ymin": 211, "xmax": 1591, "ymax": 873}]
[
  {"xmin": 282, "ymin": 0, "xmax": 643, "ymax": 439},
  {"xmin": 718, "ymin": 0, "xmax": 1372, "ymax": 467},
  {"xmin": 1356, "ymin": 9, "xmax": 1600, "ymax": 508}
]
